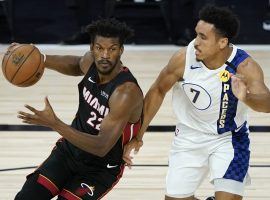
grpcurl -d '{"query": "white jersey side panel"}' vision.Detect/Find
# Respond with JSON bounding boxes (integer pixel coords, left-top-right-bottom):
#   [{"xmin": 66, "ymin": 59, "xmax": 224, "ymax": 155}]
[{"xmin": 172, "ymin": 40, "xmax": 249, "ymax": 134}]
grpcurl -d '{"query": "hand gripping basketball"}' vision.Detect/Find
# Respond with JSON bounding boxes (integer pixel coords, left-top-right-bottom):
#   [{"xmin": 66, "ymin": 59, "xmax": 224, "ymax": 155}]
[{"xmin": 1, "ymin": 43, "xmax": 45, "ymax": 87}]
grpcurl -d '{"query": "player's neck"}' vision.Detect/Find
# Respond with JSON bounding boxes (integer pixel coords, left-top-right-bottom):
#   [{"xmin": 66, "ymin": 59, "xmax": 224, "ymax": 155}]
[
  {"xmin": 203, "ymin": 46, "xmax": 233, "ymax": 70},
  {"xmin": 98, "ymin": 62, "xmax": 122, "ymax": 84}
]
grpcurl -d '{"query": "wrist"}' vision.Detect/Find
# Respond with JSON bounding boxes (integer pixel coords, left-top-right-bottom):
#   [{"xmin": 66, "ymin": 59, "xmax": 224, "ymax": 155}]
[{"xmin": 51, "ymin": 117, "xmax": 62, "ymax": 131}]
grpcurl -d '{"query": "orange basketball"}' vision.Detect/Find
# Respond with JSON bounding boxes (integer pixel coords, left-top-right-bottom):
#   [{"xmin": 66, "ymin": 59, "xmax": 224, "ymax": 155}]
[{"xmin": 1, "ymin": 44, "xmax": 45, "ymax": 87}]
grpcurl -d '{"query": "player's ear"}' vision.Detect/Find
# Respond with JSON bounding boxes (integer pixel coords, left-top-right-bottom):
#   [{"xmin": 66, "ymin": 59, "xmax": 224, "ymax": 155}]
[
  {"xmin": 90, "ymin": 43, "xmax": 93, "ymax": 51},
  {"xmin": 219, "ymin": 37, "xmax": 228, "ymax": 50},
  {"xmin": 120, "ymin": 46, "xmax": 124, "ymax": 55}
]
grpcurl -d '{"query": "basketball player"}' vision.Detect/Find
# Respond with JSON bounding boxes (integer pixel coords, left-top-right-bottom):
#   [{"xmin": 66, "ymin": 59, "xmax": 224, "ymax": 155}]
[
  {"xmin": 14, "ymin": 18, "xmax": 143, "ymax": 200},
  {"xmin": 123, "ymin": 5, "xmax": 270, "ymax": 200}
]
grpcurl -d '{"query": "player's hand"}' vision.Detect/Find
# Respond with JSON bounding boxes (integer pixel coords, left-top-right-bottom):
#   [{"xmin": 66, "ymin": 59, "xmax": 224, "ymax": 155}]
[
  {"xmin": 17, "ymin": 96, "xmax": 58, "ymax": 128},
  {"xmin": 231, "ymin": 74, "xmax": 248, "ymax": 102},
  {"xmin": 7, "ymin": 43, "xmax": 36, "ymax": 52},
  {"xmin": 123, "ymin": 137, "xmax": 143, "ymax": 169},
  {"xmin": 7, "ymin": 42, "xmax": 20, "ymax": 51}
]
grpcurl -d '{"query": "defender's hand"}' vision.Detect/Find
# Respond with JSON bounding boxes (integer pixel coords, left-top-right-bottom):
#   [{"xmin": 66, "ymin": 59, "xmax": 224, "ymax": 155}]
[
  {"xmin": 231, "ymin": 74, "xmax": 248, "ymax": 102},
  {"xmin": 123, "ymin": 138, "xmax": 143, "ymax": 169}
]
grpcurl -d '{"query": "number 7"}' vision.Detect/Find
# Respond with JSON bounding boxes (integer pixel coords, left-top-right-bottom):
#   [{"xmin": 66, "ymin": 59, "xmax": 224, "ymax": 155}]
[{"xmin": 190, "ymin": 88, "xmax": 200, "ymax": 103}]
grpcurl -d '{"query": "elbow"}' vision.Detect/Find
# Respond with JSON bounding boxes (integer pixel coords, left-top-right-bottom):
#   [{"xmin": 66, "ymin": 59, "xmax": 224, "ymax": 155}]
[
  {"xmin": 264, "ymin": 108, "xmax": 270, "ymax": 113},
  {"xmin": 95, "ymin": 149, "xmax": 109, "ymax": 157},
  {"xmin": 90, "ymin": 144, "xmax": 110, "ymax": 158},
  {"xmin": 85, "ymin": 148, "xmax": 106, "ymax": 157},
  {"xmin": 252, "ymin": 106, "xmax": 270, "ymax": 113}
]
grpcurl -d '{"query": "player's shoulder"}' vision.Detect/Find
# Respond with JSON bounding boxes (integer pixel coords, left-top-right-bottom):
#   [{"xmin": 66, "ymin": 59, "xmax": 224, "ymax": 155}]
[
  {"xmin": 164, "ymin": 47, "xmax": 187, "ymax": 80},
  {"xmin": 110, "ymin": 81, "xmax": 143, "ymax": 108},
  {"xmin": 237, "ymin": 55, "xmax": 263, "ymax": 80},
  {"xmin": 80, "ymin": 51, "xmax": 94, "ymax": 74},
  {"xmin": 238, "ymin": 56, "xmax": 259, "ymax": 71},
  {"xmin": 116, "ymin": 81, "xmax": 142, "ymax": 96},
  {"xmin": 172, "ymin": 47, "xmax": 187, "ymax": 60}
]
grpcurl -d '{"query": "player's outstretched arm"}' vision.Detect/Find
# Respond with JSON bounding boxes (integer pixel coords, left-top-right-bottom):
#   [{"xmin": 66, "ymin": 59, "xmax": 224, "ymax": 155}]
[
  {"xmin": 6, "ymin": 43, "xmax": 92, "ymax": 76},
  {"xmin": 123, "ymin": 48, "xmax": 186, "ymax": 166},
  {"xmin": 137, "ymin": 48, "xmax": 186, "ymax": 140},
  {"xmin": 18, "ymin": 82, "xmax": 143, "ymax": 157},
  {"xmin": 45, "ymin": 51, "xmax": 93, "ymax": 76},
  {"xmin": 232, "ymin": 57, "xmax": 270, "ymax": 113}
]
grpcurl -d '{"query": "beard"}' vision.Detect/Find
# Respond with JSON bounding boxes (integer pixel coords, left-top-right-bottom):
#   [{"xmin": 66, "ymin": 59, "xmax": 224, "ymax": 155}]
[{"xmin": 96, "ymin": 58, "xmax": 119, "ymax": 75}]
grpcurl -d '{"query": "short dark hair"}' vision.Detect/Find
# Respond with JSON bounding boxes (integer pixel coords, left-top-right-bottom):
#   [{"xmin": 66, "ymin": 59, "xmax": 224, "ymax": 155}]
[
  {"xmin": 199, "ymin": 5, "xmax": 240, "ymax": 42},
  {"xmin": 85, "ymin": 18, "xmax": 134, "ymax": 46}
]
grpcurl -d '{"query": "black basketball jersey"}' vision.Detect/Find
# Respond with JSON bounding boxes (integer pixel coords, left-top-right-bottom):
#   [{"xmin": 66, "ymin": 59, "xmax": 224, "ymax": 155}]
[{"xmin": 62, "ymin": 63, "xmax": 142, "ymax": 166}]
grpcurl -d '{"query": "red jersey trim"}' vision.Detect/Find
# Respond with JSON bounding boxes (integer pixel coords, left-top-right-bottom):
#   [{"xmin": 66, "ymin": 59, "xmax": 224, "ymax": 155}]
[
  {"xmin": 59, "ymin": 189, "xmax": 82, "ymax": 200},
  {"xmin": 37, "ymin": 174, "xmax": 60, "ymax": 196},
  {"xmin": 122, "ymin": 118, "xmax": 142, "ymax": 145}
]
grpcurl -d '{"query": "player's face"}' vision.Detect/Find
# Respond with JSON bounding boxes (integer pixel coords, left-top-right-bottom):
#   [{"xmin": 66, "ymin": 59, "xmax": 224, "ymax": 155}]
[
  {"xmin": 91, "ymin": 36, "xmax": 123, "ymax": 75},
  {"xmin": 194, "ymin": 20, "xmax": 224, "ymax": 62}
]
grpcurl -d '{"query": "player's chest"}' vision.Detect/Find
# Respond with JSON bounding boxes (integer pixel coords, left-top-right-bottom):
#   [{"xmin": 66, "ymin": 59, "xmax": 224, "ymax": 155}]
[{"xmin": 181, "ymin": 70, "xmax": 232, "ymax": 110}]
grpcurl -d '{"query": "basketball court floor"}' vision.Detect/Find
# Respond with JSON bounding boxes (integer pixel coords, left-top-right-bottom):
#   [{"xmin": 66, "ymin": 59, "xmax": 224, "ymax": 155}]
[{"xmin": 0, "ymin": 44, "xmax": 269, "ymax": 200}]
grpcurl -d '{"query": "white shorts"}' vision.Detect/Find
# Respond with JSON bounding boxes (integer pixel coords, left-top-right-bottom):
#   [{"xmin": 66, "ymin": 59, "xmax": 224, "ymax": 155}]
[{"xmin": 166, "ymin": 124, "xmax": 250, "ymax": 198}]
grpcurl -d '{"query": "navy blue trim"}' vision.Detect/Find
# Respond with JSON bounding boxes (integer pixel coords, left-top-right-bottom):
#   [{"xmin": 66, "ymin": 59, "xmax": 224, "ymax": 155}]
[
  {"xmin": 223, "ymin": 131, "xmax": 250, "ymax": 182},
  {"xmin": 217, "ymin": 66, "xmax": 238, "ymax": 133},
  {"xmin": 230, "ymin": 49, "xmax": 250, "ymax": 67},
  {"xmin": 217, "ymin": 49, "xmax": 250, "ymax": 134}
]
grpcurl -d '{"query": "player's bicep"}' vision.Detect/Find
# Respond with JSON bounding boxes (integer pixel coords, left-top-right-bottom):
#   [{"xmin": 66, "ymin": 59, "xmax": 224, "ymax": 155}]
[
  {"xmin": 109, "ymin": 83, "xmax": 141, "ymax": 122},
  {"xmin": 152, "ymin": 49, "xmax": 185, "ymax": 94},
  {"xmin": 155, "ymin": 64, "xmax": 181, "ymax": 93},
  {"xmin": 98, "ymin": 83, "xmax": 142, "ymax": 146},
  {"xmin": 249, "ymin": 81, "xmax": 270, "ymax": 95},
  {"xmin": 240, "ymin": 58, "xmax": 269, "ymax": 94}
]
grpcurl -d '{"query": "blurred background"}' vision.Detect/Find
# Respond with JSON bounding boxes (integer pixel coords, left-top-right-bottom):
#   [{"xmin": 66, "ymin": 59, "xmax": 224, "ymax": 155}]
[{"xmin": 0, "ymin": 0, "xmax": 270, "ymax": 45}]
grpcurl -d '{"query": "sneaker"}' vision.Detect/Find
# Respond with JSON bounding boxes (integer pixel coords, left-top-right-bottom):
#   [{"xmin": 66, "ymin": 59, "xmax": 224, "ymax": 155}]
[{"xmin": 205, "ymin": 197, "xmax": 215, "ymax": 200}]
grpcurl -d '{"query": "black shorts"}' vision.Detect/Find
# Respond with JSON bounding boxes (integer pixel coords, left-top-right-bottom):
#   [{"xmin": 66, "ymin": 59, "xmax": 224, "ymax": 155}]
[{"xmin": 26, "ymin": 141, "xmax": 125, "ymax": 200}]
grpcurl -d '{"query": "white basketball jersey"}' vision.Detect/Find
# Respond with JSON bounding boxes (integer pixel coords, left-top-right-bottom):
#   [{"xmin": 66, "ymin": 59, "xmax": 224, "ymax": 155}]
[{"xmin": 172, "ymin": 40, "xmax": 250, "ymax": 134}]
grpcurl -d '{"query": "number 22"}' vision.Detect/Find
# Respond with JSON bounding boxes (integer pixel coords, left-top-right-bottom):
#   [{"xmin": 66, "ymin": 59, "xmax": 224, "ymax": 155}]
[{"xmin": 87, "ymin": 111, "xmax": 102, "ymax": 130}]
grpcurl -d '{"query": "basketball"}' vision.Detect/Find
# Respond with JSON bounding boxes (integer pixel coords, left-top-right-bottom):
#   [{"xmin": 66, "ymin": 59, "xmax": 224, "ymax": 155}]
[{"xmin": 1, "ymin": 44, "xmax": 45, "ymax": 87}]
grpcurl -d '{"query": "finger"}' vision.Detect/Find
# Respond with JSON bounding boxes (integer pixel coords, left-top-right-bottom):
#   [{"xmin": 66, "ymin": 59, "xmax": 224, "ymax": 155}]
[
  {"xmin": 234, "ymin": 73, "xmax": 244, "ymax": 79},
  {"xmin": 127, "ymin": 163, "xmax": 132, "ymax": 169},
  {"xmin": 22, "ymin": 120, "xmax": 35, "ymax": 124},
  {"xmin": 134, "ymin": 148, "xmax": 140, "ymax": 154},
  {"xmin": 45, "ymin": 96, "xmax": 52, "ymax": 109},
  {"xmin": 17, "ymin": 111, "xmax": 36, "ymax": 119},
  {"xmin": 7, "ymin": 43, "xmax": 19, "ymax": 51},
  {"xmin": 17, "ymin": 112, "xmax": 34, "ymax": 123},
  {"xmin": 123, "ymin": 144, "xmax": 133, "ymax": 155},
  {"xmin": 123, "ymin": 154, "xmax": 134, "ymax": 163},
  {"xmin": 123, "ymin": 157, "xmax": 133, "ymax": 169},
  {"xmin": 17, "ymin": 114, "xmax": 27, "ymax": 120},
  {"xmin": 9, "ymin": 42, "xmax": 19, "ymax": 48},
  {"xmin": 25, "ymin": 104, "xmax": 39, "ymax": 114},
  {"xmin": 134, "ymin": 142, "xmax": 143, "ymax": 154},
  {"xmin": 124, "ymin": 163, "xmax": 132, "ymax": 169}
]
